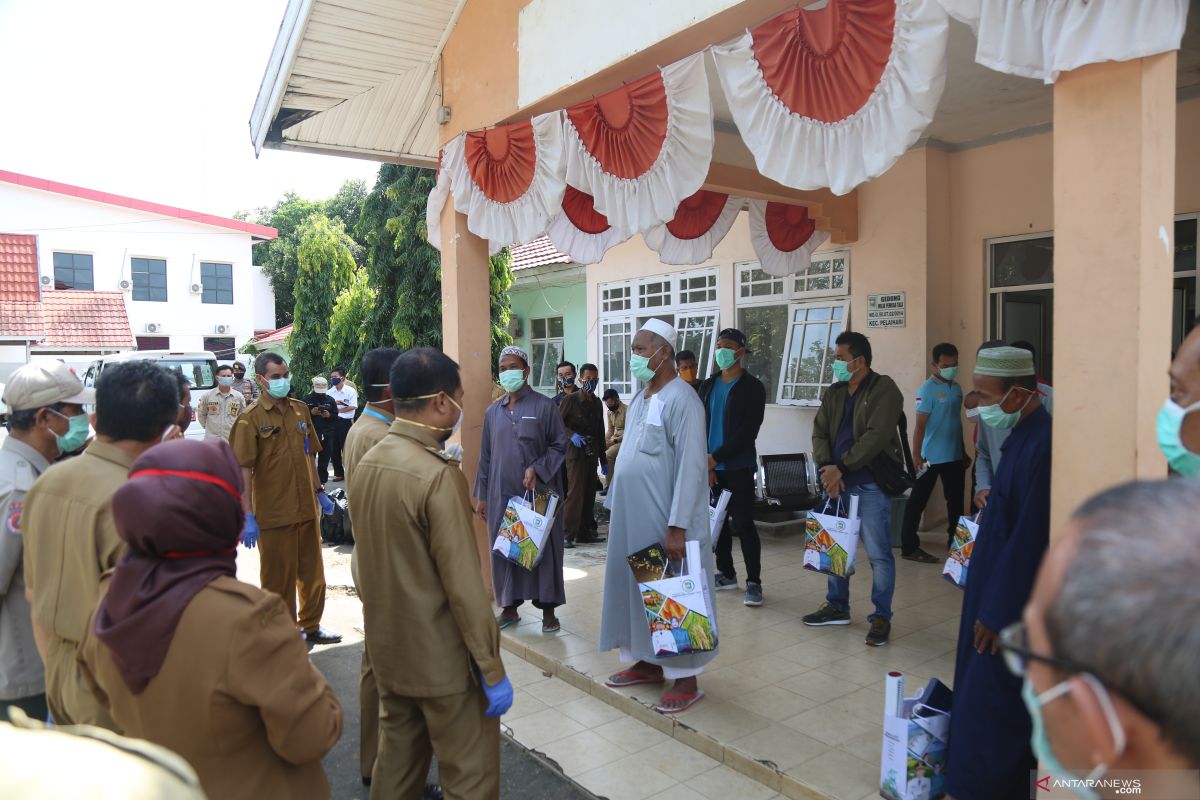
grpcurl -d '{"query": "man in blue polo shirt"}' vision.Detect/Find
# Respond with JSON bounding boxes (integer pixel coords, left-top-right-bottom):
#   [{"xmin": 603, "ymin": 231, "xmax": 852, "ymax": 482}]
[{"xmin": 900, "ymin": 342, "xmax": 966, "ymax": 563}]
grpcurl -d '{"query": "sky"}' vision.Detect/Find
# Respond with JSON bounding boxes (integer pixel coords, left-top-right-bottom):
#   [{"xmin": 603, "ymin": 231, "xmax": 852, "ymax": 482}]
[{"xmin": 0, "ymin": 0, "xmax": 382, "ymax": 219}]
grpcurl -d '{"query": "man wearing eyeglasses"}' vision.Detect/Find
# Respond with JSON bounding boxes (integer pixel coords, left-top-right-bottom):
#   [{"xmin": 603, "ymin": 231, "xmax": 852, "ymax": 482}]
[
  {"xmin": 946, "ymin": 346, "xmax": 1051, "ymax": 800},
  {"xmin": 995, "ymin": 480, "xmax": 1200, "ymax": 792}
]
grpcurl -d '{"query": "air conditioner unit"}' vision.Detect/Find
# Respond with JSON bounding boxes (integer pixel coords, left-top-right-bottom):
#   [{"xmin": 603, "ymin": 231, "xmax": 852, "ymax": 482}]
[
  {"xmin": 190, "ymin": 282, "xmax": 203, "ymax": 294},
  {"xmin": 507, "ymin": 316, "xmax": 522, "ymax": 338},
  {"xmin": 214, "ymin": 324, "xmax": 231, "ymax": 335},
  {"xmin": 145, "ymin": 322, "xmax": 163, "ymax": 334},
  {"xmin": 40, "ymin": 275, "xmax": 52, "ymax": 286},
  {"xmin": 119, "ymin": 279, "xmax": 132, "ymax": 291}
]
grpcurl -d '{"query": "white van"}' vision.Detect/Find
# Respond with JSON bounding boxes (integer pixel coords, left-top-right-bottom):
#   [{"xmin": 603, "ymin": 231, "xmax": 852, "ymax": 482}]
[{"xmin": 81, "ymin": 350, "xmax": 220, "ymax": 441}]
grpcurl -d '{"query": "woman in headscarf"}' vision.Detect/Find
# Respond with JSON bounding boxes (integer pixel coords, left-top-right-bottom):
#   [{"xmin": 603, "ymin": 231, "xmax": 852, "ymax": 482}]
[{"xmin": 78, "ymin": 439, "xmax": 343, "ymax": 800}]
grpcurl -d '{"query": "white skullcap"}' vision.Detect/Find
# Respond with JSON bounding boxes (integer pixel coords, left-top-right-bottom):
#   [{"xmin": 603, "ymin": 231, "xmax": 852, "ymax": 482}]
[
  {"xmin": 639, "ymin": 318, "xmax": 677, "ymax": 347},
  {"xmin": 499, "ymin": 345, "xmax": 529, "ymax": 365}
]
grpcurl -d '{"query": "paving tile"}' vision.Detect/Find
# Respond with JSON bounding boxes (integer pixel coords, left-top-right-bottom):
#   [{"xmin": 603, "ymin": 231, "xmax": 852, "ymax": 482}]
[
  {"xmin": 594, "ymin": 714, "xmax": 674, "ymax": 754},
  {"xmin": 784, "ymin": 748, "xmax": 878, "ymax": 800},
  {"xmin": 840, "ymin": 727, "xmax": 885, "ymax": 765},
  {"xmin": 536, "ymin": 729, "xmax": 630, "ymax": 777},
  {"xmin": 647, "ymin": 785, "xmax": 709, "ymax": 800},
  {"xmin": 673, "ymin": 698, "xmax": 769, "ymax": 742},
  {"xmin": 735, "ymin": 653, "xmax": 810, "ymax": 684},
  {"xmin": 631, "ymin": 737, "xmax": 722, "ymax": 783},
  {"xmin": 729, "ymin": 723, "xmax": 832, "ymax": 771},
  {"xmin": 825, "ymin": 685, "xmax": 886, "ymax": 724},
  {"xmin": 738, "ymin": 684, "xmax": 822, "ymax": 723},
  {"xmin": 505, "ymin": 707, "xmax": 585, "ymax": 749},
  {"xmin": 820, "ymin": 655, "xmax": 894, "ymax": 689},
  {"xmin": 558, "ymin": 693, "xmax": 627, "ymax": 728},
  {"xmin": 686, "ymin": 765, "xmax": 780, "ymax": 800},
  {"xmin": 854, "ymin": 642, "xmax": 934, "ymax": 671},
  {"xmin": 778, "ymin": 669, "xmax": 856, "ymax": 701},
  {"xmin": 575, "ymin": 755, "xmax": 679, "ymax": 800},
  {"xmin": 505, "ymin": 688, "xmax": 551, "ymax": 722},
  {"xmin": 780, "ymin": 706, "xmax": 878, "ymax": 747},
  {"xmin": 695, "ymin": 665, "xmax": 768, "ymax": 699},
  {"xmin": 502, "ymin": 656, "xmax": 551, "ymax": 688},
  {"xmin": 523, "ymin": 673, "xmax": 590, "ymax": 707},
  {"xmin": 774, "ymin": 641, "xmax": 847, "ymax": 669}
]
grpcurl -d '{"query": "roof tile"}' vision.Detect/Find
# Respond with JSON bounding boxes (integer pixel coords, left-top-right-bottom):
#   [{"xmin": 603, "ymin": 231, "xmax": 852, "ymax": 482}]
[
  {"xmin": 0, "ymin": 233, "xmax": 40, "ymax": 302},
  {"xmin": 510, "ymin": 236, "xmax": 572, "ymax": 271},
  {"xmin": 38, "ymin": 291, "xmax": 135, "ymax": 349},
  {"xmin": 0, "ymin": 301, "xmax": 45, "ymax": 340}
]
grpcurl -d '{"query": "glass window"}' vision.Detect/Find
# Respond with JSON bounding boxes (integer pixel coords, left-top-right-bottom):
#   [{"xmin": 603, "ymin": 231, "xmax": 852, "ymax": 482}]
[
  {"xmin": 201, "ymin": 262, "xmax": 234, "ymax": 305},
  {"xmin": 794, "ymin": 252, "xmax": 849, "ymax": 298},
  {"xmin": 203, "ymin": 337, "xmax": 237, "ymax": 360},
  {"xmin": 529, "ymin": 316, "xmax": 565, "ymax": 393},
  {"xmin": 1176, "ymin": 218, "xmax": 1197, "ymax": 273},
  {"xmin": 680, "ymin": 273, "xmax": 717, "ymax": 305},
  {"xmin": 989, "ymin": 235, "xmax": 1054, "ymax": 381},
  {"xmin": 602, "ymin": 284, "xmax": 631, "ymax": 313},
  {"xmin": 131, "ymin": 257, "xmax": 168, "ymax": 302},
  {"xmin": 739, "ymin": 266, "xmax": 784, "ymax": 299},
  {"xmin": 52, "ymin": 252, "xmax": 94, "ymax": 290},
  {"xmin": 677, "ymin": 313, "xmax": 718, "ymax": 375},
  {"xmin": 778, "ymin": 302, "xmax": 847, "ymax": 405},
  {"xmin": 637, "ymin": 279, "xmax": 672, "ymax": 309},
  {"xmin": 991, "ymin": 237, "xmax": 1053, "ymax": 288},
  {"xmin": 738, "ymin": 305, "xmax": 788, "ymax": 402},
  {"xmin": 158, "ymin": 359, "xmax": 217, "ymax": 390},
  {"xmin": 601, "ymin": 319, "xmax": 633, "ymax": 396}
]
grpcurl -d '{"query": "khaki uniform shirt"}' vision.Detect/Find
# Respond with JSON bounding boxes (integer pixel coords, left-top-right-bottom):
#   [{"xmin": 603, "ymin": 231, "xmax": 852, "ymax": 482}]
[
  {"xmin": 197, "ymin": 387, "xmax": 244, "ymax": 441},
  {"xmin": 606, "ymin": 401, "xmax": 628, "ymax": 447},
  {"xmin": 231, "ymin": 377, "xmax": 259, "ymax": 405},
  {"xmin": 342, "ymin": 407, "xmax": 394, "ymax": 590},
  {"xmin": 0, "ymin": 437, "xmax": 50, "ymax": 701},
  {"xmin": 353, "ymin": 422, "xmax": 504, "ymax": 696},
  {"xmin": 22, "ymin": 440, "xmax": 132, "ymax": 727},
  {"xmin": 228, "ymin": 394, "xmax": 321, "ymax": 530},
  {"xmin": 80, "ymin": 575, "xmax": 343, "ymax": 800}
]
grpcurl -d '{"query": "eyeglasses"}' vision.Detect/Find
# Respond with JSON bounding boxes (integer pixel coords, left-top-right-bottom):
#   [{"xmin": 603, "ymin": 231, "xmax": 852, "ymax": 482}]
[{"xmin": 997, "ymin": 621, "xmax": 1088, "ymax": 680}]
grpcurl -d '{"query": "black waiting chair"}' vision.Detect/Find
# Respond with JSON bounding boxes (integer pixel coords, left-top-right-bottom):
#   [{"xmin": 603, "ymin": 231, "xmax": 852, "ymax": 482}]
[{"xmin": 755, "ymin": 453, "xmax": 823, "ymax": 516}]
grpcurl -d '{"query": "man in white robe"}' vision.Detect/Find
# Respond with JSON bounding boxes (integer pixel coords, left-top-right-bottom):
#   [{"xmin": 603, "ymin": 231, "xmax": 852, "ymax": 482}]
[{"xmin": 599, "ymin": 318, "xmax": 717, "ymax": 714}]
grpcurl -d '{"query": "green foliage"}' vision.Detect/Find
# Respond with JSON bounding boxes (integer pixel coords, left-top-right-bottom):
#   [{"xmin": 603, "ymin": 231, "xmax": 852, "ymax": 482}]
[
  {"xmin": 489, "ymin": 248, "xmax": 514, "ymax": 364},
  {"xmin": 287, "ymin": 213, "xmax": 356, "ymax": 392},
  {"xmin": 324, "ymin": 269, "xmax": 376, "ymax": 383}
]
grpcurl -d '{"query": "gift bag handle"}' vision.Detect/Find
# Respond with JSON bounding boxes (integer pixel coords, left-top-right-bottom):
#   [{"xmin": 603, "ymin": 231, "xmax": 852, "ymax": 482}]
[{"xmin": 821, "ymin": 496, "xmax": 847, "ymax": 518}]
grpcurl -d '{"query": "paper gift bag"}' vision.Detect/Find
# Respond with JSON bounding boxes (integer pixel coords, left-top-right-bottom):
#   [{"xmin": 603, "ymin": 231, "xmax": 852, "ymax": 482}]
[
  {"xmin": 880, "ymin": 672, "xmax": 952, "ymax": 800},
  {"xmin": 492, "ymin": 491, "xmax": 559, "ymax": 571},
  {"xmin": 942, "ymin": 513, "xmax": 979, "ymax": 589},
  {"xmin": 630, "ymin": 540, "xmax": 718, "ymax": 658},
  {"xmin": 708, "ymin": 488, "xmax": 732, "ymax": 550},
  {"xmin": 803, "ymin": 497, "xmax": 861, "ymax": 578}
]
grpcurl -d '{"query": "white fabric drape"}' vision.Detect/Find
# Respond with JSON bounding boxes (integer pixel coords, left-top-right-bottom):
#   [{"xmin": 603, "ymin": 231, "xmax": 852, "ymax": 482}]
[
  {"xmin": 545, "ymin": 212, "xmax": 632, "ymax": 265},
  {"xmin": 440, "ymin": 112, "xmax": 567, "ymax": 255},
  {"xmin": 748, "ymin": 200, "xmax": 831, "ymax": 277},
  {"xmin": 940, "ymin": 0, "xmax": 1189, "ymax": 84},
  {"xmin": 642, "ymin": 194, "xmax": 743, "ymax": 266},
  {"xmin": 711, "ymin": 0, "xmax": 949, "ymax": 196},
  {"xmin": 425, "ymin": 165, "xmax": 452, "ymax": 252},
  {"xmin": 563, "ymin": 53, "xmax": 714, "ymax": 234}
]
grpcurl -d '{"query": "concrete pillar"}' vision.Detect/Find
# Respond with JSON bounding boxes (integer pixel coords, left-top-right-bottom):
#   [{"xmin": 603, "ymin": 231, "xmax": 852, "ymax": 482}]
[
  {"xmin": 440, "ymin": 201, "xmax": 495, "ymax": 598},
  {"xmin": 1051, "ymin": 53, "xmax": 1176, "ymax": 535}
]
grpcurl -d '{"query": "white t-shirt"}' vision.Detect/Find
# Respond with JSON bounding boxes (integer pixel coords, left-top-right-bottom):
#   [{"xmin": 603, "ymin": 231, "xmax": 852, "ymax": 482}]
[{"xmin": 327, "ymin": 384, "xmax": 358, "ymax": 420}]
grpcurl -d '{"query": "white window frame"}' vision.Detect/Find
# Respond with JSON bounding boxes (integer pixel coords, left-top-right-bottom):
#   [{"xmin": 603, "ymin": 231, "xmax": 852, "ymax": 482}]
[
  {"xmin": 600, "ymin": 317, "xmax": 635, "ymax": 396},
  {"xmin": 678, "ymin": 271, "xmax": 718, "ymax": 308},
  {"xmin": 985, "ymin": 231, "xmax": 1055, "ymax": 341},
  {"xmin": 793, "ymin": 251, "xmax": 850, "ymax": 299},
  {"xmin": 1170, "ymin": 213, "xmax": 1199, "ymax": 354},
  {"xmin": 528, "ymin": 315, "xmax": 565, "ymax": 394},
  {"xmin": 601, "ymin": 282, "xmax": 633, "ymax": 314},
  {"xmin": 776, "ymin": 299, "xmax": 851, "ymax": 407},
  {"xmin": 676, "ymin": 311, "xmax": 721, "ymax": 377}
]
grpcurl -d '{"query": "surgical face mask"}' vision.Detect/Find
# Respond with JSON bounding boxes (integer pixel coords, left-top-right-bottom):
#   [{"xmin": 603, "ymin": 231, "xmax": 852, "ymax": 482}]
[
  {"xmin": 630, "ymin": 346, "xmax": 665, "ymax": 383},
  {"xmin": 1021, "ymin": 675, "xmax": 1125, "ymax": 798},
  {"xmin": 580, "ymin": 378, "xmax": 597, "ymax": 395},
  {"xmin": 498, "ymin": 369, "xmax": 527, "ymax": 393},
  {"xmin": 394, "ymin": 392, "xmax": 462, "ymax": 439},
  {"xmin": 831, "ymin": 357, "xmax": 856, "ymax": 384},
  {"xmin": 217, "ymin": 376, "xmax": 235, "ymax": 388},
  {"xmin": 266, "ymin": 376, "xmax": 291, "ymax": 399},
  {"xmin": 965, "ymin": 406, "xmax": 980, "ymax": 421},
  {"xmin": 714, "ymin": 348, "xmax": 738, "ymax": 371},
  {"xmin": 48, "ymin": 409, "xmax": 89, "ymax": 454},
  {"xmin": 1156, "ymin": 399, "xmax": 1200, "ymax": 476},
  {"xmin": 979, "ymin": 386, "xmax": 1032, "ymax": 430},
  {"xmin": 939, "ymin": 366, "xmax": 959, "ymax": 381}
]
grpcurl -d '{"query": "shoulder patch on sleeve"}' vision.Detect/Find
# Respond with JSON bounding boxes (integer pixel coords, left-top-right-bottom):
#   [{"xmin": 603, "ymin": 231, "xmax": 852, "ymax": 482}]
[{"xmin": 424, "ymin": 446, "xmax": 453, "ymax": 462}]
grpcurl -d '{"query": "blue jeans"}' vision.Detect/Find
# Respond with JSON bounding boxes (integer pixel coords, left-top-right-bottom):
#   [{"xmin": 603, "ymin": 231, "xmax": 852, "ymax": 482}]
[{"xmin": 825, "ymin": 482, "xmax": 895, "ymax": 621}]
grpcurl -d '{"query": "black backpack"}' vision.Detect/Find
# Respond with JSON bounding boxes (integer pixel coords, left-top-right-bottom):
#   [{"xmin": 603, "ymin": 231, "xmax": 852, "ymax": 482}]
[{"xmin": 319, "ymin": 488, "xmax": 354, "ymax": 545}]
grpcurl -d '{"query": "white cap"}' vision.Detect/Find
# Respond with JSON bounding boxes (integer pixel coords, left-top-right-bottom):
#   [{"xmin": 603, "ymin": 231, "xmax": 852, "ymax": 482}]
[
  {"xmin": 639, "ymin": 318, "xmax": 677, "ymax": 348},
  {"xmin": 2, "ymin": 361, "xmax": 95, "ymax": 412}
]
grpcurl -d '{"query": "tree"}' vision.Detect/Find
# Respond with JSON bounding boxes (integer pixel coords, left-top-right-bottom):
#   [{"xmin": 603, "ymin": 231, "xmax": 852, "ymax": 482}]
[
  {"xmin": 288, "ymin": 213, "xmax": 356, "ymax": 392},
  {"xmin": 489, "ymin": 249, "xmax": 515, "ymax": 363},
  {"xmin": 324, "ymin": 269, "xmax": 376, "ymax": 383}
]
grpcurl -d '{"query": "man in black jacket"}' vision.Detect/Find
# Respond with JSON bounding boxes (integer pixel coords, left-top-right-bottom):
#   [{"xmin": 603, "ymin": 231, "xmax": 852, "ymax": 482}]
[
  {"xmin": 303, "ymin": 376, "xmax": 340, "ymax": 483},
  {"xmin": 698, "ymin": 328, "xmax": 767, "ymax": 607}
]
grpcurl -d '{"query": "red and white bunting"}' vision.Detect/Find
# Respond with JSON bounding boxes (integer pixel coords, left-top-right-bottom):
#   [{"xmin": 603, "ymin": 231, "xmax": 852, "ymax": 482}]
[
  {"xmin": 545, "ymin": 186, "xmax": 632, "ymax": 265},
  {"xmin": 437, "ymin": 112, "xmax": 566, "ymax": 255},
  {"xmin": 642, "ymin": 190, "xmax": 741, "ymax": 266},
  {"xmin": 748, "ymin": 200, "xmax": 830, "ymax": 277},
  {"xmin": 425, "ymin": 154, "xmax": 451, "ymax": 252},
  {"xmin": 712, "ymin": 0, "xmax": 949, "ymax": 196},
  {"xmin": 562, "ymin": 52, "xmax": 713, "ymax": 235}
]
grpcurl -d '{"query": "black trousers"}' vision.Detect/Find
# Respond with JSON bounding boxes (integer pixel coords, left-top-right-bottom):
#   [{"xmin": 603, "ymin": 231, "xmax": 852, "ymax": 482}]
[
  {"xmin": 900, "ymin": 460, "xmax": 965, "ymax": 555},
  {"xmin": 713, "ymin": 468, "xmax": 761, "ymax": 585},
  {"xmin": 316, "ymin": 426, "xmax": 335, "ymax": 480},
  {"xmin": 328, "ymin": 417, "xmax": 351, "ymax": 478}
]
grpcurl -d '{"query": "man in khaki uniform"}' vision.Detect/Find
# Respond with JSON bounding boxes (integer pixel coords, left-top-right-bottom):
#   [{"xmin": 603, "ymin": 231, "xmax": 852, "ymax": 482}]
[
  {"xmin": 341, "ymin": 348, "xmax": 402, "ymax": 787},
  {"xmin": 354, "ymin": 348, "xmax": 512, "ymax": 800},
  {"xmin": 1, "ymin": 362, "xmax": 93, "ymax": 722},
  {"xmin": 22, "ymin": 360, "xmax": 180, "ymax": 727},
  {"xmin": 196, "ymin": 364, "xmax": 243, "ymax": 441},
  {"xmin": 228, "ymin": 351, "xmax": 341, "ymax": 644}
]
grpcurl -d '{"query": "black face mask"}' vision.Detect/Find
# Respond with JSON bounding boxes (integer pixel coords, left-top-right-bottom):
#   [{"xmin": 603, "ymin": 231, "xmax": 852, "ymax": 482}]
[
  {"xmin": 233, "ymin": 372, "xmax": 245, "ymax": 380},
  {"xmin": 557, "ymin": 376, "xmax": 575, "ymax": 390},
  {"xmin": 605, "ymin": 403, "xmax": 618, "ymax": 412}
]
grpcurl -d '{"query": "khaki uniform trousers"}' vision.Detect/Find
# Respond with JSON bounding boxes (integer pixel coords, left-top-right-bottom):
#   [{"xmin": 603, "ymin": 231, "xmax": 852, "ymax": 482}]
[
  {"xmin": 259, "ymin": 519, "xmax": 326, "ymax": 632},
  {"xmin": 371, "ymin": 685, "xmax": 499, "ymax": 800},
  {"xmin": 605, "ymin": 443, "xmax": 620, "ymax": 486},
  {"xmin": 360, "ymin": 644, "xmax": 380, "ymax": 779},
  {"xmin": 45, "ymin": 635, "xmax": 117, "ymax": 730}
]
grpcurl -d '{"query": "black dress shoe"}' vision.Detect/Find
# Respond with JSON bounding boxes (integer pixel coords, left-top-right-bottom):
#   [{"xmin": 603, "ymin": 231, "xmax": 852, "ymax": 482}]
[
  {"xmin": 303, "ymin": 627, "xmax": 343, "ymax": 644},
  {"xmin": 422, "ymin": 784, "xmax": 444, "ymax": 799}
]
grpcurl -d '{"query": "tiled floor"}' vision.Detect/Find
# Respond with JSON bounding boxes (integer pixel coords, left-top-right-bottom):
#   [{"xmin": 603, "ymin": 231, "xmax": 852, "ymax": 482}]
[{"xmin": 500, "ymin": 526, "xmax": 963, "ymax": 800}]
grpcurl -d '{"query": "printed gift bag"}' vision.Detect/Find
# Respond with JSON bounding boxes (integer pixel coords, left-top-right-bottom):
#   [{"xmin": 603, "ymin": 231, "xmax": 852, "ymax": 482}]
[
  {"xmin": 492, "ymin": 490, "xmax": 559, "ymax": 571},
  {"xmin": 803, "ymin": 497, "xmax": 861, "ymax": 578},
  {"xmin": 628, "ymin": 540, "xmax": 718, "ymax": 657},
  {"xmin": 942, "ymin": 513, "xmax": 979, "ymax": 589},
  {"xmin": 708, "ymin": 488, "xmax": 732, "ymax": 551},
  {"xmin": 880, "ymin": 672, "xmax": 952, "ymax": 800}
]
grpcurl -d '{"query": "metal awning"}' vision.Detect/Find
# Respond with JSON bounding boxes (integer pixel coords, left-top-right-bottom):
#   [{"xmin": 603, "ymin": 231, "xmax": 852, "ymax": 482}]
[{"xmin": 249, "ymin": 0, "xmax": 465, "ymax": 166}]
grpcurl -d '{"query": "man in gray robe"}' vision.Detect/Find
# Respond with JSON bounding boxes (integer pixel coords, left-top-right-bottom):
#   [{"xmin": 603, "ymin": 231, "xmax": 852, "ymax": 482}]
[
  {"xmin": 474, "ymin": 346, "xmax": 568, "ymax": 633},
  {"xmin": 600, "ymin": 318, "xmax": 717, "ymax": 714}
]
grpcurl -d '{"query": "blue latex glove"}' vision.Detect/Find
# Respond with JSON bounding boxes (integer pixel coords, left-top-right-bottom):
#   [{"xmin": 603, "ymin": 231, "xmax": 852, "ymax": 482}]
[
  {"xmin": 479, "ymin": 672, "xmax": 514, "ymax": 718},
  {"xmin": 241, "ymin": 512, "xmax": 260, "ymax": 548},
  {"xmin": 601, "ymin": 463, "xmax": 609, "ymax": 476},
  {"xmin": 317, "ymin": 491, "xmax": 335, "ymax": 516},
  {"xmin": 570, "ymin": 433, "xmax": 586, "ymax": 448}
]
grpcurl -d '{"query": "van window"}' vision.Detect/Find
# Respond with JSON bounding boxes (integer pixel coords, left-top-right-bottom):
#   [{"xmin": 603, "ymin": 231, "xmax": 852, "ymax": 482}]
[{"xmin": 160, "ymin": 360, "xmax": 217, "ymax": 390}]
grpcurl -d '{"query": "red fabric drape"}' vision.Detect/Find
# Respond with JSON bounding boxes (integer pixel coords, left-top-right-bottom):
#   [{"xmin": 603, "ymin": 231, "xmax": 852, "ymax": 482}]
[
  {"xmin": 751, "ymin": 0, "xmax": 895, "ymax": 123},
  {"xmin": 566, "ymin": 71, "xmax": 669, "ymax": 180},
  {"xmin": 464, "ymin": 121, "xmax": 538, "ymax": 203},
  {"xmin": 665, "ymin": 190, "xmax": 730, "ymax": 240},
  {"xmin": 561, "ymin": 186, "xmax": 611, "ymax": 234},
  {"xmin": 765, "ymin": 202, "xmax": 817, "ymax": 253}
]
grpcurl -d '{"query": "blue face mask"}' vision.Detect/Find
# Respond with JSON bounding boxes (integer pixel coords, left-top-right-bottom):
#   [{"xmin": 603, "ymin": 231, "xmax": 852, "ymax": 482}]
[
  {"xmin": 1156, "ymin": 399, "xmax": 1200, "ymax": 476},
  {"xmin": 1021, "ymin": 675, "xmax": 1124, "ymax": 799},
  {"xmin": 498, "ymin": 369, "xmax": 526, "ymax": 393},
  {"xmin": 266, "ymin": 377, "xmax": 291, "ymax": 399},
  {"xmin": 49, "ymin": 409, "xmax": 89, "ymax": 454},
  {"xmin": 580, "ymin": 379, "xmax": 597, "ymax": 395}
]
